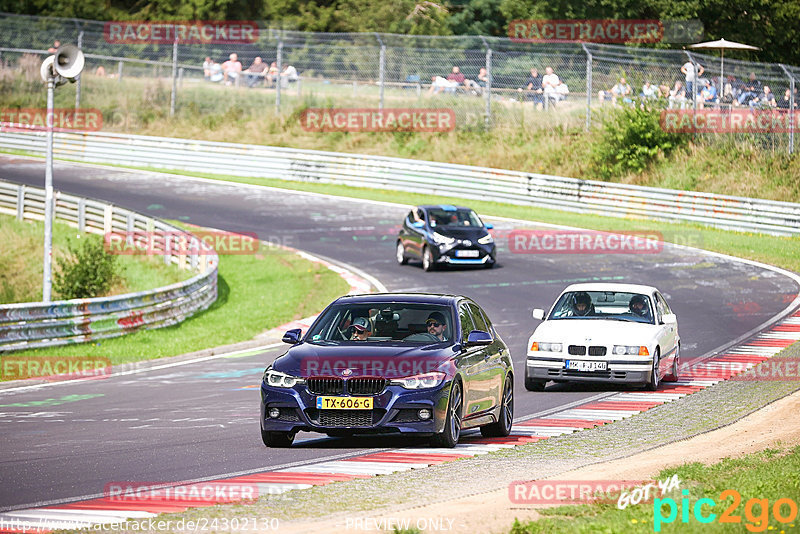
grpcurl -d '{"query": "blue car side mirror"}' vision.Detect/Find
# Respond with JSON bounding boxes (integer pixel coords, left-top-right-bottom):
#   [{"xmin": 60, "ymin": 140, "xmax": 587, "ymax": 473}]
[
  {"xmin": 466, "ymin": 330, "xmax": 493, "ymax": 346},
  {"xmin": 282, "ymin": 329, "xmax": 301, "ymax": 344},
  {"xmin": 485, "ymin": 223, "xmax": 494, "ymax": 229}
]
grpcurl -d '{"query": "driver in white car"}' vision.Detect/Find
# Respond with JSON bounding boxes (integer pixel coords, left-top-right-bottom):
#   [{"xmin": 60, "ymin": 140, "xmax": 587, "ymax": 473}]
[{"xmin": 572, "ymin": 292, "xmax": 595, "ymax": 317}]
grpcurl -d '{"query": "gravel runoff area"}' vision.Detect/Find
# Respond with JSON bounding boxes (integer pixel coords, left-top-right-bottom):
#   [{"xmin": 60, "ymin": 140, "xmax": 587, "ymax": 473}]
[{"xmin": 214, "ymin": 342, "xmax": 800, "ymax": 526}]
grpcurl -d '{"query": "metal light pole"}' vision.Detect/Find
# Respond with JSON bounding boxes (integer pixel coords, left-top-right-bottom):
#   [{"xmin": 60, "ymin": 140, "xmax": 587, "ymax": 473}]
[
  {"xmin": 40, "ymin": 44, "xmax": 84, "ymax": 302},
  {"xmin": 43, "ymin": 75, "xmax": 55, "ymax": 301}
]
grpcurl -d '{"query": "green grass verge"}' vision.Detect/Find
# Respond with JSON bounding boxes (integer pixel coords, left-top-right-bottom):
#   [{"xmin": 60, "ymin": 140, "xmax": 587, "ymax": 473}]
[
  {"xmin": 0, "ymin": 213, "xmax": 189, "ymax": 304},
  {"xmin": 510, "ymin": 445, "xmax": 800, "ymax": 533},
  {"xmin": 3, "ymin": 243, "xmax": 349, "ymax": 366}
]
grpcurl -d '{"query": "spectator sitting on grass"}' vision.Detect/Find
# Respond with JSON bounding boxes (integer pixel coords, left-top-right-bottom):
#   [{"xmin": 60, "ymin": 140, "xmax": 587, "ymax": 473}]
[
  {"xmin": 750, "ymin": 85, "xmax": 776, "ymax": 108},
  {"xmin": 700, "ymin": 79, "xmax": 718, "ymax": 108},
  {"xmin": 477, "ymin": 67, "xmax": 490, "ymax": 89},
  {"xmin": 668, "ymin": 81, "xmax": 686, "ymax": 109},
  {"xmin": 245, "ymin": 56, "xmax": 267, "ymax": 88},
  {"xmin": 222, "ymin": 53, "xmax": 242, "ymax": 86},
  {"xmin": 203, "ymin": 57, "xmax": 214, "ymax": 81},
  {"xmin": 720, "ymin": 83, "xmax": 735, "ymax": 105},
  {"xmin": 640, "ymin": 81, "xmax": 657, "ymax": 100},
  {"xmin": 47, "ymin": 40, "xmax": 60, "ymax": 54},
  {"xmin": 266, "ymin": 61, "xmax": 279, "ymax": 87},
  {"xmin": 280, "ymin": 64, "xmax": 299, "ymax": 87},
  {"xmin": 519, "ymin": 68, "xmax": 544, "ymax": 107},
  {"xmin": 611, "ymin": 77, "xmax": 633, "ymax": 105},
  {"xmin": 429, "ymin": 75, "xmax": 458, "ymax": 95},
  {"xmin": 737, "ymin": 72, "xmax": 762, "ymax": 106},
  {"xmin": 554, "ymin": 80, "xmax": 569, "ymax": 101},
  {"xmin": 777, "ymin": 88, "xmax": 797, "ymax": 109},
  {"xmin": 542, "ymin": 66, "xmax": 560, "ymax": 103}
]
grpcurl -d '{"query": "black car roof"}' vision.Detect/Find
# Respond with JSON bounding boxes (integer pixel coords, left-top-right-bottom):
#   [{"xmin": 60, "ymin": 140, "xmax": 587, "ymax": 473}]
[{"xmin": 419, "ymin": 204, "xmax": 472, "ymax": 211}]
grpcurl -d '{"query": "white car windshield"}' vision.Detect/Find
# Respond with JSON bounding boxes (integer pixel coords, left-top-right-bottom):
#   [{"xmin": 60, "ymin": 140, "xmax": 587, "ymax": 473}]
[
  {"xmin": 306, "ymin": 303, "xmax": 453, "ymax": 344},
  {"xmin": 549, "ymin": 291, "xmax": 655, "ymax": 324}
]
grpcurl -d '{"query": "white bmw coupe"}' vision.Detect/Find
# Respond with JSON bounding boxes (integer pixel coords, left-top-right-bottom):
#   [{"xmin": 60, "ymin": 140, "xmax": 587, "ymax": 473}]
[{"xmin": 525, "ymin": 283, "xmax": 680, "ymax": 391}]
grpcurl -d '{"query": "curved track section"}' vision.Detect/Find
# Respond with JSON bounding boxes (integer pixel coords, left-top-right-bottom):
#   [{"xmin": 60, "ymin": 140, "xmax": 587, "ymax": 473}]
[{"xmin": 0, "ymin": 156, "xmax": 797, "ymax": 511}]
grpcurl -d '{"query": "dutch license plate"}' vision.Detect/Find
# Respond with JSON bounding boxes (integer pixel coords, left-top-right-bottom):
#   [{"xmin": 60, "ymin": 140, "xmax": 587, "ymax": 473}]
[
  {"xmin": 566, "ymin": 360, "xmax": 608, "ymax": 372},
  {"xmin": 455, "ymin": 250, "xmax": 480, "ymax": 258},
  {"xmin": 316, "ymin": 396, "xmax": 373, "ymax": 410}
]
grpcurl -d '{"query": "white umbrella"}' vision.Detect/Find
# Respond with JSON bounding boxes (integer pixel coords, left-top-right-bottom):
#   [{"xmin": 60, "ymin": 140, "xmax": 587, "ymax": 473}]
[{"xmin": 688, "ymin": 38, "xmax": 761, "ymax": 91}]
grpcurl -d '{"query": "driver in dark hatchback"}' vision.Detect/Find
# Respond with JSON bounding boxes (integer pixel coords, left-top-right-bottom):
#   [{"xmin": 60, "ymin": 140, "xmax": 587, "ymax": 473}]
[
  {"xmin": 396, "ymin": 205, "xmax": 496, "ymax": 271},
  {"xmin": 260, "ymin": 293, "xmax": 514, "ymax": 448}
]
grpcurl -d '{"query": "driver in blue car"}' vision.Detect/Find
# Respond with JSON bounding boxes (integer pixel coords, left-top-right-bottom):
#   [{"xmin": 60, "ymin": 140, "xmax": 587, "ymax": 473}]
[
  {"xmin": 426, "ymin": 312, "xmax": 448, "ymax": 341},
  {"xmin": 350, "ymin": 316, "xmax": 372, "ymax": 341}
]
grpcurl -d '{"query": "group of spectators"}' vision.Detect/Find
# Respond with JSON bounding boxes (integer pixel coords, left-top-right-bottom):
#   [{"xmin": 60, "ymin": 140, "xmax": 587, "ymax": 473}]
[
  {"xmin": 202, "ymin": 53, "xmax": 298, "ymax": 88},
  {"xmin": 599, "ymin": 60, "xmax": 799, "ymax": 111},
  {"xmin": 428, "ymin": 66, "xmax": 490, "ymax": 95},
  {"xmin": 518, "ymin": 67, "xmax": 569, "ymax": 107}
]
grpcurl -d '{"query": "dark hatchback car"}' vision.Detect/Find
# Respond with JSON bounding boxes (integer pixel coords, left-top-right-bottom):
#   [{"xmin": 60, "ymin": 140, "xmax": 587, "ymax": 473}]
[
  {"xmin": 260, "ymin": 293, "xmax": 514, "ymax": 448},
  {"xmin": 396, "ymin": 205, "xmax": 496, "ymax": 271}
]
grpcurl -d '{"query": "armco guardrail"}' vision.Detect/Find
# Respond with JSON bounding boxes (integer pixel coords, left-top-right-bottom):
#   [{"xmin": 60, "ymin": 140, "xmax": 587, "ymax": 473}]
[
  {"xmin": 1, "ymin": 131, "xmax": 799, "ymax": 236},
  {"xmin": 0, "ymin": 179, "xmax": 218, "ymax": 352}
]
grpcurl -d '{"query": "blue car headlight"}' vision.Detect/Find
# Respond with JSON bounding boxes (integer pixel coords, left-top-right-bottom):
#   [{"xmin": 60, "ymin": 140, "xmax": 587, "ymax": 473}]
[
  {"xmin": 477, "ymin": 234, "xmax": 494, "ymax": 245},
  {"xmin": 263, "ymin": 367, "xmax": 304, "ymax": 388},
  {"xmin": 390, "ymin": 372, "xmax": 446, "ymax": 389},
  {"xmin": 432, "ymin": 232, "xmax": 455, "ymax": 245}
]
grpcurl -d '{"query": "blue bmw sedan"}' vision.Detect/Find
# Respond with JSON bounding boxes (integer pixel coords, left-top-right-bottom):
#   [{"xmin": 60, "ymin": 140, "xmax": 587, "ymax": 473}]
[{"xmin": 260, "ymin": 293, "xmax": 513, "ymax": 448}]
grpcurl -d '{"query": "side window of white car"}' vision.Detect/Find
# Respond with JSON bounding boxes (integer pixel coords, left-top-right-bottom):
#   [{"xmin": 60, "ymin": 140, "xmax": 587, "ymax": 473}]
[{"xmin": 654, "ymin": 293, "xmax": 668, "ymax": 323}]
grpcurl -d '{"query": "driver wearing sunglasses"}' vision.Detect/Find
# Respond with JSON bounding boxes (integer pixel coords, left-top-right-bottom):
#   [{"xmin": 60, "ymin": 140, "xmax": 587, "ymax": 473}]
[{"xmin": 426, "ymin": 312, "xmax": 448, "ymax": 341}]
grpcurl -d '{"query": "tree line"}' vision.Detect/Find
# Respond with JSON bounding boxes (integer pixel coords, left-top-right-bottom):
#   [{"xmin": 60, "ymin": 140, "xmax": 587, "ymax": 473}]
[{"xmin": 1, "ymin": 0, "xmax": 797, "ymax": 65}]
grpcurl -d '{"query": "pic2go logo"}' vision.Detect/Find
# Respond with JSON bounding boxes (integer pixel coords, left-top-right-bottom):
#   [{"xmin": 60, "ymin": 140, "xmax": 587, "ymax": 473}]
[{"xmin": 654, "ymin": 489, "xmax": 799, "ymax": 532}]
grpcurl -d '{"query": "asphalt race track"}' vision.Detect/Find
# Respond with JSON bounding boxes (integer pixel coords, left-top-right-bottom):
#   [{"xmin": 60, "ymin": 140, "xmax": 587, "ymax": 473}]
[{"xmin": 1, "ymin": 156, "xmax": 797, "ymax": 511}]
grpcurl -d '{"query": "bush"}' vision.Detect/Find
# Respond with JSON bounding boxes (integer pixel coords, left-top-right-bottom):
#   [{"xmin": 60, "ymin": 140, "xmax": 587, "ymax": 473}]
[
  {"xmin": 590, "ymin": 106, "xmax": 687, "ymax": 180},
  {"xmin": 53, "ymin": 237, "xmax": 119, "ymax": 300}
]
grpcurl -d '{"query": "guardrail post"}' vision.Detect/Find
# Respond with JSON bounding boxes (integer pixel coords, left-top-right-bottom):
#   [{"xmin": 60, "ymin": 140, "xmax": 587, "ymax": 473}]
[
  {"xmin": 780, "ymin": 65, "xmax": 795, "ymax": 155},
  {"xmin": 376, "ymin": 33, "xmax": 385, "ymax": 112},
  {"xmin": 165, "ymin": 232, "xmax": 172, "ymax": 266},
  {"xmin": 582, "ymin": 43, "xmax": 592, "ymax": 131},
  {"xmin": 75, "ymin": 31, "xmax": 83, "ymax": 110},
  {"xmin": 170, "ymin": 38, "xmax": 178, "ymax": 117},
  {"xmin": 190, "ymin": 237, "xmax": 199, "ymax": 270},
  {"xmin": 117, "ymin": 61, "xmax": 123, "ymax": 82},
  {"xmin": 16, "ymin": 184, "xmax": 24, "ymax": 221},
  {"xmin": 275, "ymin": 40, "xmax": 283, "ymax": 112},
  {"xmin": 126, "ymin": 212, "xmax": 134, "ymax": 246},
  {"xmin": 78, "ymin": 197, "xmax": 86, "ymax": 232},
  {"xmin": 103, "ymin": 204, "xmax": 113, "ymax": 235}
]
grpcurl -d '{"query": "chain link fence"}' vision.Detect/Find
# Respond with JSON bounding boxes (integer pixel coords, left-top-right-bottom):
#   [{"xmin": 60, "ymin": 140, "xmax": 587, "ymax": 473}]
[{"xmin": 0, "ymin": 12, "xmax": 797, "ymax": 153}]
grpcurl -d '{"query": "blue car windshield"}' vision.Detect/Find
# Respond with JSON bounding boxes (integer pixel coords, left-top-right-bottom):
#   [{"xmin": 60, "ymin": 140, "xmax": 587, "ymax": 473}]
[
  {"xmin": 427, "ymin": 208, "xmax": 482, "ymax": 228},
  {"xmin": 306, "ymin": 303, "xmax": 454, "ymax": 344},
  {"xmin": 549, "ymin": 291, "xmax": 655, "ymax": 324}
]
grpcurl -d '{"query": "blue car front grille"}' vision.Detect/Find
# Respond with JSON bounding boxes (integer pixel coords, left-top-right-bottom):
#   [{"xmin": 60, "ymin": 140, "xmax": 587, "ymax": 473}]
[
  {"xmin": 307, "ymin": 377, "xmax": 344, "ymax": 395},
  {"xmin": 346, "ymin": 378, "xmax": 386, "ymax": 395}
]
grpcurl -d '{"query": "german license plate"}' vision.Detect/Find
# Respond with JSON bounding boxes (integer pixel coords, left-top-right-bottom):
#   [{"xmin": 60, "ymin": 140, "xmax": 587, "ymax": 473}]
[
  {"xmin": 316, "ymin": 396, "xmax": 373, "ymax": 410},
  {"xmin": 455, "ymin": 250, "xmax": 480, "ymax": 258},
  {"xmin": 566, "ymin": 360, "xmax": 608, "ymax": 371}
]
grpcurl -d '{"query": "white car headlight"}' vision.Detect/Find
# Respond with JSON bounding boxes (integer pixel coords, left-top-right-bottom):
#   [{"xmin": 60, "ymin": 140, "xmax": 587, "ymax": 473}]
[
  {"xmin": 263, "ymin": 368, "xmax": 304, "ymax": 388},
  {"xmin": 391, "ymin": 372, "xmax": 446, "ymax": 389},
  {"xmin": 478, "ymin": 234, "xmax": 494, "ymax": 245},
  {"xmin": 531, "ymin": 342, "xmax": 562, "ymax": 352},
  {"xmin": 613, "ymin": 345, "xmax": 648, "ymax": 356},
  {"xmin": 432, "ymin": 232, "xmax": 455, "ymax": 245}
]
